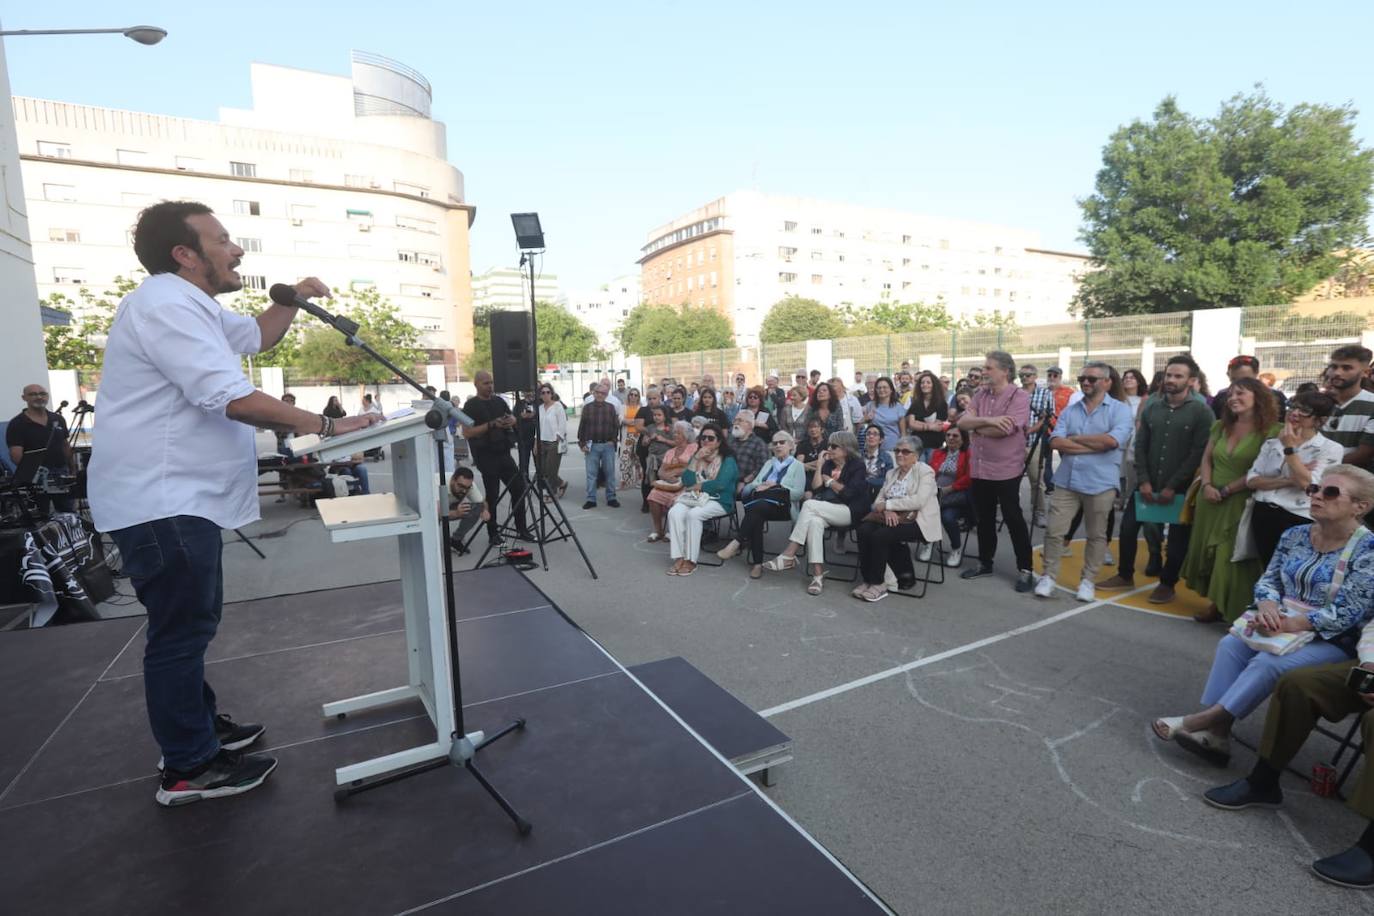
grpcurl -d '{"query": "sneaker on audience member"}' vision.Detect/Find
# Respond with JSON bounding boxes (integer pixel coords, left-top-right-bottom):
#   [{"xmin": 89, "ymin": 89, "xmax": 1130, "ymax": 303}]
[
  {"xmin": 917, "ymin": 543, "xmax": 933, "ymax": 563},
  {"xmin": 1014, "ymin": 570, "xmax": 1036, "ymax": 593},
  {"xmin": 1033, "ymin": 575, "xmax": 1055, "ymax": 598},
  {"xmin": 945, "ymin": 546, "xmax": 963, "ymax": 567},
  {"xmin": 1032, "ymin": 511, "xmax": 1046, "ymax": 528},
  {"xmin": 1103, "ymin": 548, "xmax": 1115, "ymax": 566},
  {"xmin": 1075, "ymin": 580, "xmax": 1096, "ymax": 602},
  {"xmin": 863, "ymin": 585, "xmax": 888, "ymax": 602},
  {"xmin": 156, "ymin": 749, "xmax": 277, "ymax": 807}
]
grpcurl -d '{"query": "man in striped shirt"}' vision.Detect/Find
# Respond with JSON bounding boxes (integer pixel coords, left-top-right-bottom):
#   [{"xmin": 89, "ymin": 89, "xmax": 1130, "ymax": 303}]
[{"xmin": 1323, "ymin": 345, "xmax": 1374, "ymax": 470}]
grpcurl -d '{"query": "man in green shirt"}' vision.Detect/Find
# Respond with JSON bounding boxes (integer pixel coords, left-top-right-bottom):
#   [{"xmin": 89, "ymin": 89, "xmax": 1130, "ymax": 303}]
[{"xmin": 1099, "ymin": 354, "xmax": 1213, "ymax": 603}]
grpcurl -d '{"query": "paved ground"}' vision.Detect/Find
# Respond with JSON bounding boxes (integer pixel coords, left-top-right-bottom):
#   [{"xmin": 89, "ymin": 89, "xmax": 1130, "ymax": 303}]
[{"xmin": 132, "ymin": 438, "xmax": 1374, "ymax": 913}]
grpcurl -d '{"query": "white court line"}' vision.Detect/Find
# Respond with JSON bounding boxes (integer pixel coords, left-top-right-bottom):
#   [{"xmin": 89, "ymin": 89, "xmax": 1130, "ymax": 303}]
[{"xmin": 758, "ymin": 584, "xmax": 1153, "ymax": 719}]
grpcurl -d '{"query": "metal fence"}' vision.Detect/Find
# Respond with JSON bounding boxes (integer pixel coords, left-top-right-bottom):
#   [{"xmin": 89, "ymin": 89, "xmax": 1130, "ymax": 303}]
[{"xmin": 630, "ymin": 303, "xmax": 1374, "ymax": 392}]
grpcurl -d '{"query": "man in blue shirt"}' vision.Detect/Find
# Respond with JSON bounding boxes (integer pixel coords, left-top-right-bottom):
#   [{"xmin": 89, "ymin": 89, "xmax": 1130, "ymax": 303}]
[{"xmin": 1034, "ymin": 361, "xmax": 1135, "ymax": 602}]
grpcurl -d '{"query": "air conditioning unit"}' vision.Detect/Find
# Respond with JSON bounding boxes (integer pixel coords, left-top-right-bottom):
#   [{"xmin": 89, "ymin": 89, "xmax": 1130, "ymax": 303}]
[{"xmin": 358, "ymin": 224, "xmax": 370, "ymax": 232}]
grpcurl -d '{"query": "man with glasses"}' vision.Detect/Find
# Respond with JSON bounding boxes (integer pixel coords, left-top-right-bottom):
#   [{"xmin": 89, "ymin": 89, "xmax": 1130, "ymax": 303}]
[
  {"xmin": 1322, "ymin": 345, "xmax": 1374, "ymax": 470},
  {"xmin": 1033, "ymin": 362, "xmax": 1135, "ymax": 602},
  {"xmin": 1099, "ymin": 354, "xmax": 1212, "ymax": 601},
  {"xmin": 1019, "ymin": 365, "xmax": 1053, "ymax": 528},
  {"xmin": 733, "ymin": 372, "xmax": 749, "ymax": 406},
  {"xmin": 957, "ymin": 350, "xmax": 1035, "ymax": 591}
]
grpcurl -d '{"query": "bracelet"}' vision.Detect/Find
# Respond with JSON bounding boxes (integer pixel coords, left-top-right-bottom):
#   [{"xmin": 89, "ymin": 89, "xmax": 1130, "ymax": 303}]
[{"xmin": 319, "ymin": 414, "xmax": 335, "ymax": 438}]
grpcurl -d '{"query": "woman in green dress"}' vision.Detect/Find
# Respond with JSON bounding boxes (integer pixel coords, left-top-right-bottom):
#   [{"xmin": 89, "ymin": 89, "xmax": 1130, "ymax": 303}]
[{"xmin": 1182, "ymin": 377, "xmax": 1280, "ymax": 623}]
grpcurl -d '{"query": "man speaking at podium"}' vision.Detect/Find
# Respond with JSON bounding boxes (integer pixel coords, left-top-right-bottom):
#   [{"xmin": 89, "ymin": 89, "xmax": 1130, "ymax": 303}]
[{"xmin": 88, "ymin": 201, "xmax": 379, "ymax": 807}]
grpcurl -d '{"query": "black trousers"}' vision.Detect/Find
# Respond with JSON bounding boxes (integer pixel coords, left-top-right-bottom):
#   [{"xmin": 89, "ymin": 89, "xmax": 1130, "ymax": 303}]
[
  {"xmin": 474, "ymin": 450, "xmax": 526, "ymax": 539},
  {"xmin": 856, "ymin": 520, "xmax": 922, "ymax": 585},
  {"xmin": 1115, "ymin": 488, "xmax": 1190, "ymax": 585},
  {"xmin": 971, "ymin": 477, "xmax": 1033, "ymax": 571},
  {"xmin": 1250, "ymin": 500, "xmax": 1307, "ymax": 569},
  {"xmin": 738, "ymin": 499, "xmax": 793, "ymax": 563}
]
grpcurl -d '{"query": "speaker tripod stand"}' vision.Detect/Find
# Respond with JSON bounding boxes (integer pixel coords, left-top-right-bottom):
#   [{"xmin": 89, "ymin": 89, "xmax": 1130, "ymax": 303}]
[{"xmin": 467, "ymin": 432, "xmax": 597, "ymax": 579}]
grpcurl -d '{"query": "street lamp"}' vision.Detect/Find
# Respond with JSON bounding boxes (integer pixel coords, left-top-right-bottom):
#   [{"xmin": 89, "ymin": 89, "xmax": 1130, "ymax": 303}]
[{"xmin": 0, "ymin": 25, "xmax": 168, "ymax": 45}]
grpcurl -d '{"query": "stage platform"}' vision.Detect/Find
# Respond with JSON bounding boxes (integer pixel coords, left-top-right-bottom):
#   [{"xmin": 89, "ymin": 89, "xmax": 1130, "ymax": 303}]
[{"xmin": 0, "ymin": 565, "xmax": 891, "ymax": 915}]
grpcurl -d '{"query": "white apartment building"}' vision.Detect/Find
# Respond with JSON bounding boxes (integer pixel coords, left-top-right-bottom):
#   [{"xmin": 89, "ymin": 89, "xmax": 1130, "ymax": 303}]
[
  {"xmin": 471, "ymin": 266, "xmax": 561, "ymax": 312},
  {"xmin": 566, "ymin": 273, "xmax": 640, "ymax": 351},
  {"xmin": 639, "ymin": 190, "xmax": 1090, "ymax": 346},
  {"xmin": 16, "ymin": 52, "xmax": 476, "ymax": 364}
]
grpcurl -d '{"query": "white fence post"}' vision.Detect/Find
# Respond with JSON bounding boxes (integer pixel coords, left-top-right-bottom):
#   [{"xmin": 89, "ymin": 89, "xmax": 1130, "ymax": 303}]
[
  {"xmin": 1057, "ymin": 346, "xmax": 1072, "ymax": 377},
  {"xmin": 260, "ymin": 366, "xmax": 284, "ymax": 399},
  {"xmin": 1140, "ymin": 338, "xmax": 1156, "ymax": 378},
  {"xmin": 805, "ymin": 339, "xmax": 832, "ymax": 378},
  {"xmin": 1189, "ymin": 308, "xmax": 1244, "ymax": 392},
  {"xmin": 919, "ymin": 353, "xmax": 942, "ymax": 377}
]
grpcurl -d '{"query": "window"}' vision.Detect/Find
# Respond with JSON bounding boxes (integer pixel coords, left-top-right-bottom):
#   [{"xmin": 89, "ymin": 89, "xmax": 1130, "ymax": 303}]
[
  {"xmin": 811, "ymin": 227, "xmax": 823, "ymax": 236},
  {"xmin": 902, "ymin": 234, "xmax": 912, "ymax": 244},
  {"xmin": 778, "ymin": 246, "xmax": 797, "ymax": 260},
  {"xmin": 48, "ymin": 228, "xmax": 80, "ymax": 243},
  {"xmin": 116, "ymin": 149, "xmax": 147, "ymax": 165},
  {"xmin": 994, "ymin": 267, "xmax": 1002, "ymax": 276},
  {"xmin": 783, "ymin": 221, "xmax": 797, "ymax": 232},
  {"xmin": 994, "ymin": 246, "xmax": 1003, "ymax": 255},
  {"xmin": 687, "ymin": 277, "xmax": 694, "ymax": 291},
  {"xmin": 401, "ymin": 284, "xmax": 438, "ymax": 298},
  {"xmin": 993, "ymin": 288, "xmax": 1002, "ymax": 297},
  {"xmin": 289, "ymin": 168, "xmax": 313, "ymax": 183},
  {"xmin": 810, "ymin": 250, "xmax": 823, "ymax": 261},
  {"xmin": 394, "ymin": 180, "xmax": 430, "ymax": 198},
  {"xmin": 232, "ymin": 200, "xmax": 261, "ymax": 216},
  {"xmin": 417, "ymin": 252, "xmax": 440, "ymax": 268},
  {"xmin": 939, "ymin": 239, "xmax": 950, "ymax": 250},
  {"xmin": 709, "ymin": 248, "xmax": 717, "ymax": 261},
  {"xmin": 230, "ymin": 161, "xmax": 257, "ymax": 178},
  {"xmin": 236, "ymin": 237, "xmax": 263, "ymax": 253},
  {"xmin": 395, "ymin": 214, "xmax": 435, "ymax": 232},
  {"xmin": 344, "ymin": 174, "xmax": 369, "ymax": 188},
  {"xmin": 350, "ymin": 280, "xmax": 376, "ymax": 291},
  {"xmin": 811, "ymin": 274, "xmax": 823, "ymax": 285},
  {"xmin": 175, "ymin": 155, "xmax": 204, "ymax": 171},
  {"xmin": 53, "ymin": 266, "xmax": 84, "ymax": 284},
  {"xmin": 901, "ymin": 281, "xmax": 912, "ymax": 290},
  {"xmin": 697, "ymin": 250, "xmax": 704, "ymax": 265},
  {"xmin": 290, "ymin": 204, "xmax": 315, "ymax": 225},
  {"xmin": 710, "ymin": 271, "xmax": 717, "ymax": 287},
  {"xmin": 43, "ymin": 184, "xmax": 76, "ymax": 202},
  {"xmin": 978, "ymin": 288, "xmax": 987, "ymax": 296},
  {"xmin": 901, "ymin": 258, "xmax": 911, "ymax": 267},
  {"xmin": 241, "ymin": 274, "xmax": 267, "ymax": 290},
  {"xmin": 882, "ymin": 282, "xmax": 892, "ymax": 290},
  {"xmin": 778, "ymin": 272, "xmax": 797, "ymax": 283},
  {"xmin": 37, "ymin": 141, "xmax": 72, "ymax": 159},
  {"xmin": 837, "ymin": 253, "xmax": 846, "ymax": 263}
]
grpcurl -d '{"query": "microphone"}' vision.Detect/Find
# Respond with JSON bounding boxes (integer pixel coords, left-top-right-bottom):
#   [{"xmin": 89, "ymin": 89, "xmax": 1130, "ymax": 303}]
[{"xmin": 269, "ymin": 283, "xmax": 337, "ymax": 323}]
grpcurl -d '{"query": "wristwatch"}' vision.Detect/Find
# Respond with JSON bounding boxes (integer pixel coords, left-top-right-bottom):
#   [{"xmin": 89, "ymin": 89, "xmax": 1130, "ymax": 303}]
[{"xmin": 1282, "ymin": 446, "xmax": 1296, "ymax": 456}]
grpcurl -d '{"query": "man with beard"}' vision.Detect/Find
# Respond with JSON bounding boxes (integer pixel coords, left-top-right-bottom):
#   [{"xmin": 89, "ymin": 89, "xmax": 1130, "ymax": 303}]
[
  {"xmin": 1098, "ymin": 355, "xmax": 1212, "ymax": 602},
  {"xmin": 89, "ymin": 201, "xmax": 381, "ymax": 806},
  {"xmin": 1322, "ymin": 345, "xmax": 1374, "ymax": 470}
]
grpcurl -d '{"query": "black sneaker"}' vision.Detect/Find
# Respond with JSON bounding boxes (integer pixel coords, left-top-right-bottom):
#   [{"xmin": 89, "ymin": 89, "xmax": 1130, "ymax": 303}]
[
  {"xmin": 960, "ymin": 565, "xmax": 994, "ymax": 580},
  {"xmin": 607, "ymin": 499, "xmax": 621, "ymax": 508},
  {"xmin": 156, "ymin": 749, "xmax": 278, "ymax": 807},
  {"xmin": 215, "ymin": 713, "xmax": 265, "ymax": 751},
  {"xmin": 582, "ymin": 501, "xmax": 596, "ymax": 510},
  {"xmin": 1202, "ymin": 777, "xmax": 1282, "ymax": 811},
  {"xmin": 1014, "ymin": 570, "xmax": 1036, "ymax": 593}
]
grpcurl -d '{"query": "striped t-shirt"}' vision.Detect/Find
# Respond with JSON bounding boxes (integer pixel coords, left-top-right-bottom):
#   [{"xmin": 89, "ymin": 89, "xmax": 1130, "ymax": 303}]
[{"xmin": 1323, "ymin": 388, "xmax": 1374, "ymax": 459}]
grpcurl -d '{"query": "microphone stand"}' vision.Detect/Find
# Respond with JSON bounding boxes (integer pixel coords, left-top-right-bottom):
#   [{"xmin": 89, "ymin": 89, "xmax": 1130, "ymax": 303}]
[{"xmin": 297, "ymin": 297, "xmax": 531, "ymax": 835}]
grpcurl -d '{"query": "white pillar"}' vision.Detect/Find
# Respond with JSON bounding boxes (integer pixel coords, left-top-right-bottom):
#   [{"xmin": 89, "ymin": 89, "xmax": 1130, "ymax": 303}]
[
  {"xmin": 918, "ymin": 353, "xmax": 942, "ymax": 376},
  {"xmin": 1239, "ymin": 336, "xmax": 1257, "ymax": 356},
  {"xmin": 834, "ymin": 357, "xmax": 855, "ymax": 382},
  {"xmin": 261, "ymin": 366, "xmax": 285, "ymax": 399},
  {"xmin": 1189, "ymin": 308, "xmax": 1244, "ymax": 394},
  {"xmin": 805, "ymin": 338, "xmax": 832, "ymax": 379},
  {"xmin": 1140, "ymin": 337, "xmax": 1156, "ymax": 378},
  {"xmin": 425, "ymin": 364, "xmax": 447, "ymax": 393},
  {"xmin": 1057, "ymin": 346, "xmax": 1072, "ymax": 377}
]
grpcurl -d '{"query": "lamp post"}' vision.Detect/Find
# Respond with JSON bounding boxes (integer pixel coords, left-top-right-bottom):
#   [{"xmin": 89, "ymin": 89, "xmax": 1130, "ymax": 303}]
[{"xmin": 0, "ymin": 22, "xmax": 166, "ymax": 403}]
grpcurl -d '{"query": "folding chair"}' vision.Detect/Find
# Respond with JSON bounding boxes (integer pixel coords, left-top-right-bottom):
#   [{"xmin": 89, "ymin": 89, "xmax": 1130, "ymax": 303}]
[
  {"xmin": 696, "ymin": 502, "xmax": 744, "ymax": 568},
  {"xmin": 1319, "ymin": 709, "xmax": 1367, "ymax": 798},
  {"xmin": 891, "ymin": 539, "xmax": 946, "ymax": 599}
]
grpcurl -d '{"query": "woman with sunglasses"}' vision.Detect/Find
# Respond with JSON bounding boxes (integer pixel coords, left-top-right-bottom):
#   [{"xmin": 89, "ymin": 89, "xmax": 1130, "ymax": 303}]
[
  {"xmin": 719, "ymin": 430, "xmax": 806, "ymax": 577},
  {"xmin": 927, "ymin": 425, "xmax": 973, "ymax": 567},
  {"xmin": 1243, "ymin": 390, "xmax": 1344, "ymax": 566},
  {"xmin": 763, "ymin": 431, "xmax": 871, "ymax": 595},
  {"xmin": 1182, "ymin": 377, "xmax": 1282, "ymax": 624},
  {"xmin": 1153, "ymin": 464, "xmax": 1374, "ymax": 767},
  {"xmin": 667, "ymin": 423, "xmax": 737, "ymax": 576},
  {"xmin": 852, "ymin": 436, "xmax": 940, "ymax": 601},
  {"xmin": 743, "ymin": 386, "xmax": 778, "ymax": 443},
  {"xmin": 535, "ymin": 385, "xmax": 568, "ymax": 499}
]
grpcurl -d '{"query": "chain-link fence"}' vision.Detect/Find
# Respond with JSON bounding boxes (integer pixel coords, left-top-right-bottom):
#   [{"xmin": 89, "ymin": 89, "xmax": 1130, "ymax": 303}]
[{"xmin": 1241, "ymin": 304, "xmax": 1373, "ymax": 392}]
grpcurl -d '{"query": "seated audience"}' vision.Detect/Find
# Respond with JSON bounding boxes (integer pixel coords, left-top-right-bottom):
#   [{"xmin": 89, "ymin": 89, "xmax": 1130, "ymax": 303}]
[
  {"xmin": 667, "ymin": 423, "xmax": 737, "ymax": 576},
  {"xmin": 644, "ymin": 420, "xmax": 698, "ymax": 542},
  {"xmin": 1152, "ymin": 465, "xmax": 1374, "ymax": 766},
  {"xmin": 718, "ymin": 431, "xmax": 806, "ymax": 577},
  {"xmin": 730, "ymin": 409, "xmax": 769, "ymax": 488},
  {"xmin": 762, "ymin": 431, "xmax": 872, "ymax": 596},
  {"xmin": 743, "ymin": 386, "xmax": 778, "ymax": 443},
  {"xmin": 1245, "ymin": 390, "xmax": 1343, "ymax": 565},
  {"xmin": 784, "ymin": 386, "xmax": 810, "ymax": 440},
  {"xmin": 797, "ymin": 418, "xmax": 828, "ymax": 471},
  {"xmin": 1201, "ymin": 649, "xmax": 1374, "ymax": 889},
  {"xmin": 860, "ymin": 423, "xmax": 894, "ymax": 490},
  {"xmin": 853, "ymin": 436, "xmax": 940, "ymax": 602},
  {"xmin": 928, "ymin": 426, "xmax": 973, "ymax": 567}
]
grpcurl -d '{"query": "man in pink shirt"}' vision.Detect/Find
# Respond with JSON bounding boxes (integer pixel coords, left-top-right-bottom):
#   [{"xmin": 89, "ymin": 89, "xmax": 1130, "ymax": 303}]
[{"xmin": 957, "ymin": 350, "xmax": 1035, "ymax": 591}]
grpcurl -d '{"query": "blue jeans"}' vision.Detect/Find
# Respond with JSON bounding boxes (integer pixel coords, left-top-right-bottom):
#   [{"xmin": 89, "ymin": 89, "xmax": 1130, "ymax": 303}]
[
  {"xmin": 1200, "ymin": 633, "xmax": 1351, "ymax": 719},
  {"xmin": 110, "ymin": 515, "xmax": 226, "ymax": 771},
  {"xmin": 939, "ymin": 490, "xmax": 974, "ymax": 549},
  {"xmin": 585, "ymin": 442, "xmax": 617, "ymax": 503}
]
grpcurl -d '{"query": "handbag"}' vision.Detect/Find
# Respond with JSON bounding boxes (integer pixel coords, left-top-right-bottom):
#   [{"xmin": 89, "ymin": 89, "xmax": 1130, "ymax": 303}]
[
  {"xmin": 1231, "ymin": 496, "xmax": 1258, "ymax": 562},
  {"xmin": 1178, "ymin": 475, "xmax": 1203, "ymax": 525},
  {"xmin": 676, "ymin": 491, "xmax": 711, "ymax": 508},
  {"xmin": 862, "ymin": 508, "xmax": 917, "ymax": 525},
  {"xmin": 1229, "ymin": 527, "xmax": 1368, "ymax": 655}
]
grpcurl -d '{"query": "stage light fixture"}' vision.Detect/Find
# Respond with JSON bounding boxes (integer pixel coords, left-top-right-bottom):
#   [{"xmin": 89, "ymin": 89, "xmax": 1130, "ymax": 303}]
[{"xmin": 511, "ymin": 212, "xmax": 544, "ymax": 250}]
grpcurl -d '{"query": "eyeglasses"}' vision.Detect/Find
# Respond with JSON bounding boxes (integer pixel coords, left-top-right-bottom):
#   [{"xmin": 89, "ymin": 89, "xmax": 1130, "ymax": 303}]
[
  {"xmin": 771, "ymin": 440, "xmax": 789, "ymax": 446},
  {"xmin": 698, "ymin": 434, "xmax": 718, "ymax": 442},
  {"xmin": 1078, "ymin": 375, "xmax": 1106, "ymax": 384},
  {"xmin": 1288, "ymin": 408, "xmax": 1314, "ymax": 419},
  {"xmin": 893, "ymin": 448, "xmax": 915, "ymax": 455},
  {"xmin": 1018, "ymin": 372, "xmax": 1035, "ymax": 378},
  {"xmin": 1306, "ymin": 484, "xmax": 1345, "ymax": 499}
]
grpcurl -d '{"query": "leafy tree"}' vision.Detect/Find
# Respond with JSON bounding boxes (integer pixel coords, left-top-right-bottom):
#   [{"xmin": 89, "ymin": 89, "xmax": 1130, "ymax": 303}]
[
  {"xmin": 759, "ymin": 296, "xmax": 844, "ymax": 343},
  {"xmin": 223, "ymin": 288, "xmax": 302, "ymax": 367},
  {"xmin": 293, "ymin": 287, "xmax": 424, "ymax": 383},
  {"xmin": 1075, "ymin": 89, "xmax": 1374, "ymax": 317},
  {"xmin": 837, "ymin": 299, "xmax": 955, "ymax": 334},
  {"xmin": 461, "ymin": 302, "xmax": 604, "ymax": 378},
  {"xmin": 616, "ymin": 303, "xmax": 734, "ymax": 356},
  {"xmin": 41, "ymin": 276, "xmax": 136, "ymax": 370}
]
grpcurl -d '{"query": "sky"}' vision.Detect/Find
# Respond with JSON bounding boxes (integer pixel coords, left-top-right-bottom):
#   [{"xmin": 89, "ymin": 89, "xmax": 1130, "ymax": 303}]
[{"xmin": 5, "ymin": 1, "xmax": 1372, "ymax": 292}]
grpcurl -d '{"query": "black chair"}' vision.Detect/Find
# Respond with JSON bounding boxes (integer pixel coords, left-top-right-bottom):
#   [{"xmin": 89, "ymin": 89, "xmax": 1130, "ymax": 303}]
[
  {"xmin": 696, "ymin": 502, "xmax": 744, "ymax": 568},
  {"xmin": 890, "ymin": 539, "xmax": 947, "ymax": 599},
  {"xmin": 1321, "ymin": 710, "xmax": 1367, "ymax": 798}
]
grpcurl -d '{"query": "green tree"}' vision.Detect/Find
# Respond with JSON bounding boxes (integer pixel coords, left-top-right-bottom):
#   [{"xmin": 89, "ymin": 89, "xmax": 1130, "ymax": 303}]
[
  {"xmin": 461, "ymin": 302, "xmax": 604, "ymax": 378},
  {"xmin": 837, "ymin": 299, "xmax": 955, "ymax": 334},
  {"xmin": 759, "ymin": 296, "xmax": 844, "ymax": 343},
  {"xmin": 41, "ymin": 276, "xmax": 136, "ymax": 370},
  {"xmin": 293, "ymin": 287, "xmax": 424, "ymax": 383},
  {"xmin": 614, "ymin": 303, "xmax": 660, "ymax": 353},
  {"xmin": 1075, "ymin": 89, "xmax": 1374, "ymax": 317},
  {"xmin": 223, "ymin": 287, "xmax": 303, "ymax": 367},
  {"xmin": 629, "ymin": 304, "xmax": 734, "ymax": 355}
]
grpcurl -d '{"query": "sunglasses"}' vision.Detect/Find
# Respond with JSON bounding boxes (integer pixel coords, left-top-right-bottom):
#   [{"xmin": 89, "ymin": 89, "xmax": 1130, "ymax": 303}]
[
  {"xmin": 1078, "ymin": 375, "xmax": 1106, "ymax": 384},
  {"xmin": 1018, "ymin": 372, "xmax": 1035, "ymax": 378},
  {"xmin": 698, "ymin": 434, "xmax": 718, "ymax": 442},
  {"xmin": 1306, "ymin": 484, "xmax": 1344, "ymax": 499},
  {"xmin": 893, "ymin": 448, "xmax": 915, "ymax": 455}
]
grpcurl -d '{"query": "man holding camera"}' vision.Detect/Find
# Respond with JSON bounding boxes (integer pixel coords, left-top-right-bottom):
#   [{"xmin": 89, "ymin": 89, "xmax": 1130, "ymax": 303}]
[{"xmin": 461, "ymin": 370, "xmax": 529, "ymax": 543}]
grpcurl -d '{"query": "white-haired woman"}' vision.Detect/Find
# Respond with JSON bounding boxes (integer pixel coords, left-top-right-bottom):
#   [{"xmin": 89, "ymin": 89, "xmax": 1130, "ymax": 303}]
[
  {"xmin": 1153, "ymin": 464, "xmax": 1374, "ymax": 767},
  {"xmin": 852, "ymin": 436, "xmax": 940, "ymax": 601},
  {"xmin": 644, "ymin": 420, "xmax": 698, "ymax": 542},
  {"xmin": 763, "ymin": 430, "xmax": 872, "ymax": 595},
  {"xmin": 718, "ymin": 430, "xmax": 806, "ymax": 578},
  {"xmin": 667, "ymin": 422, "xmax": 738, "ymax": 576}
]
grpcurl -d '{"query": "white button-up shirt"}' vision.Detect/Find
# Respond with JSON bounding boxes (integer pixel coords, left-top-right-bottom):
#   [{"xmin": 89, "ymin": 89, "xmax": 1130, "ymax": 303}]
[{"xmin": 89, "ymin": 273, "xmax": 262, "ymax": 532}]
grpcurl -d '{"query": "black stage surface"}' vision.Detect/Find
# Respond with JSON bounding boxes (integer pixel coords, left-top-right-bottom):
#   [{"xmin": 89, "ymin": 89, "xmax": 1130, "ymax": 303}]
[{"xmin": 0, "ymin": 566, "xmax": 891, "ymax": 915}]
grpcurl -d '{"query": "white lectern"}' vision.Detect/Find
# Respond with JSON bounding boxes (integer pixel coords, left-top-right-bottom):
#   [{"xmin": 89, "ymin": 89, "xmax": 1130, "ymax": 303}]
[{"xmin": 296, "ymin": 406, "xmax": 478, "ymax": 787}]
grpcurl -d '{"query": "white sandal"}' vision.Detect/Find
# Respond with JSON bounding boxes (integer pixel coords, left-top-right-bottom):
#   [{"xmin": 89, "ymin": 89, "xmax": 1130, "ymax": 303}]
[
  {"xmin": 807, "ymin": 575, "xmax": 824, "ymax": 596},
  {"xmin": 1151, "ymin": 716, "xmax": 1189, "ymax": 741},
  {"xmin": 646, "ymin": 533, "xmax": 663, "ymax": 543},
  {"xmin": 763, "ymin": 555, "xmax": 797, "ymax": 572}
]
